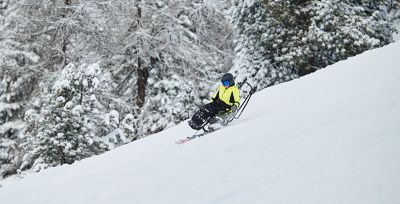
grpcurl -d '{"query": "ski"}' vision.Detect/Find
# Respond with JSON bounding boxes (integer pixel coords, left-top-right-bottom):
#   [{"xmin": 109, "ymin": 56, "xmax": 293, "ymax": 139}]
[
  {"xmin": 174, "ymin": 135, "xmax": 198, "ymax": 145},
  {"xmin": 174, "ymin": 132, "xmax": 207, "ymax": 145},
  {"xmin": 174, "ymin": 125, "xmax": 222, "ymax": 145}
]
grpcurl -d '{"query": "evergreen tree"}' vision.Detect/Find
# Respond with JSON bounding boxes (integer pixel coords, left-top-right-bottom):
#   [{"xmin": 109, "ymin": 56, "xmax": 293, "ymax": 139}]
[
  {"xmin": 229, "ymin": 0, "xmax": 394, "ymax": 91},
  {"xmin": 229, "ymin": 0, "xmax": 298, "ymax": 90},
  {"xmin": 0, "ymin": 0, "xmax": 40, "ymax": 177},
  {"xmin": 0, "ymin": 73, "xmax": 32, "ymax": 177},
  {"xmin": 20, "ymin": 63, "xmax": 113, "ymax": 171}
]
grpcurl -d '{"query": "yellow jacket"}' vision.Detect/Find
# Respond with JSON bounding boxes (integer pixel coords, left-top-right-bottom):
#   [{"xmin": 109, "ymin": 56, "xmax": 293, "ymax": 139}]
[{"xmin": 211, "ymin": 85, "xmax": 240, "ymax": 108}]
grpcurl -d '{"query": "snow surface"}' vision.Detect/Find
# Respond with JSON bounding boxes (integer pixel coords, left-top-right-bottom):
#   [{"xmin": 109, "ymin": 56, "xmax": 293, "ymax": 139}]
[{"xmin": 1, "ymin": 42, "xmax": 400, "ymax": 204}]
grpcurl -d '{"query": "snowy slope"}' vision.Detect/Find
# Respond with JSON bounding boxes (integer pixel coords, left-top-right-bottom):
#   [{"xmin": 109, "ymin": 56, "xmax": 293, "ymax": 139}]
[{"xmin": 1, "ymin": 42, "xmax": 400, "ymax": 204}]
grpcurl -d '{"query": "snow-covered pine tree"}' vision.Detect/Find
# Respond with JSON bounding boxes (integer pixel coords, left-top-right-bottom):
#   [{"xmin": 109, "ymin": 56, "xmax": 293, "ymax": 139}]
[
  {"xmin": 229, "ymin": 0, "xmax": 394, "ymax": 91},
  {"xmin": 353, "ymin": 0, "xmax": 400, "ymax": 34},
  {"xmin": 0, "ymin": 73, "xmax": 34, "ymax": 177},
  {"xmin": 0, "ymin": 0, "xmax": 41, "ymax": 178},
  {"xmin": 19, "ymin": 63, "xmax": 115, "ymax": 171},
  {"xmin": 354, "ymin": 0, "xmax": 400, "ymax": 15},
  {"xmin": 229, "ymin": 0, "xmax": 298, "ymax": 90},
  {"xmin": 0, "ymin": 0, "xmax": 41, "ymax": 73},
  {"xmin": 303, "ymin": 0, "xmax": 393, "ymax": 71}
]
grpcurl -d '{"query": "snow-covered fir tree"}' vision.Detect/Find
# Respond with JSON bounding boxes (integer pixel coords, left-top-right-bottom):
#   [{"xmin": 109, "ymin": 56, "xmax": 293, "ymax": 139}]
[
  {"xmin": 304, "ymin": 0, "xmax": 393, "ymax": 70},
  {"xmin": 0, "ymin": 0, "xmax": 41, "ymax": 71},
  {"xmin": 228, "ymin": 0, "xmax": 298, "ymax": 89},
  {"xmin": 0, "ymin": 73, "xmax": 33, "ymax": 177},
  {"xmin": 19, "ymin": 63, "xmax": 116, "ymax": 171},
  {"xmin": 229, "ymin": 0, "xmax": 395, "ymax": 91},
  {"xmin": 0, "ymin": 0, "xmax": 40, "ymax": 177}
]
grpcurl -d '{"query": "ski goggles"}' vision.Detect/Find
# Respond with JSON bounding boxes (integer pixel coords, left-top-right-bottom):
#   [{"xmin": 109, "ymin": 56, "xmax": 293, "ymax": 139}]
[{"xmin": 222, "ymin": 80, "xmax": 230, "ymax": 87}]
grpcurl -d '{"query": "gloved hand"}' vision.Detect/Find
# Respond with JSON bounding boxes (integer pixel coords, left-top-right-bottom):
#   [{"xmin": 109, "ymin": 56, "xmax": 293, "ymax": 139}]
[{"xmin": 231, "ymin": 105, "xmax": 238, "ymax": 112}]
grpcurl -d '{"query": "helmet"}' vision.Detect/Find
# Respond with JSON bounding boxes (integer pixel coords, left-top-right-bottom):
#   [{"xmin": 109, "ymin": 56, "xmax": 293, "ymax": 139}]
[{"xmin": 221, "ymin": 73, "xmax": 234, "ymax": 86}]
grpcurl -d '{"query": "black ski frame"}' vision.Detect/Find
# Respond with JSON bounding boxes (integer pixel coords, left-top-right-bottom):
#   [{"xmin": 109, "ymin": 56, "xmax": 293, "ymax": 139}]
[{"xmin": 227, "ymin": 80, "xmax": 256, "ymax": 123}]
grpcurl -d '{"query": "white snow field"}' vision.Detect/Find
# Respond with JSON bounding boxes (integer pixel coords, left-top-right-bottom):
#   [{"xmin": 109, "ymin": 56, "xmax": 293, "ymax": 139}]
[{"xmin": 1, "ymin": 41, "xmax": 400, "ymax": 204}]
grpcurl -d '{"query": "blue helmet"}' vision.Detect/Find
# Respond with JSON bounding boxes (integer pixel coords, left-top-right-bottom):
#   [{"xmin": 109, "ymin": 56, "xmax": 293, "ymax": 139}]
[{"xmin": 221, "ymin": 73, "xmax": 234, "ymax": 86}]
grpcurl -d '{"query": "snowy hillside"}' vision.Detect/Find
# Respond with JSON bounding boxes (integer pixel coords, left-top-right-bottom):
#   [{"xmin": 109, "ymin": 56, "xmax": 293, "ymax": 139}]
[{"xmin": 1, "ymin": 41, "xmax": 400, "ymax": 203}]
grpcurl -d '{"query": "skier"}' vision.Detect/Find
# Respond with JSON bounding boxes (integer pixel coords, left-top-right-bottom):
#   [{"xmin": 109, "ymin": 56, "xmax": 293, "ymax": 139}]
[{"xmin": 189, "ymin": 73, "xmax": 240, "ymax": 130}]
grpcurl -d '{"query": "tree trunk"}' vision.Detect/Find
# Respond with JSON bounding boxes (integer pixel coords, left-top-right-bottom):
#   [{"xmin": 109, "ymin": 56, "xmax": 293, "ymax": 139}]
[
  {"xmin": 135, "ymin": 0, "xmax": 148, "ymax": 107},
  {"xmin": 137, "ymin": 58, "xmax": 148, "ymax": 107},
  {"xmin": 61, "ymin": 0, "xmax": 71, "ymax": 66}
]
